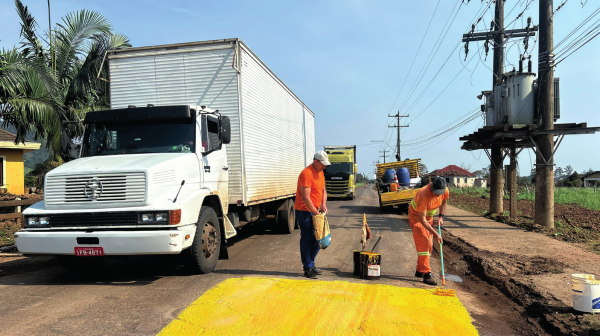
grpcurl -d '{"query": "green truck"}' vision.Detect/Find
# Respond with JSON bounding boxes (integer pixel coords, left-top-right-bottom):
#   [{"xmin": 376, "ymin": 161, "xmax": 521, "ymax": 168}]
[{"xmin": 323, "ymin": 146, "xmax": 357, "ymax": 200}]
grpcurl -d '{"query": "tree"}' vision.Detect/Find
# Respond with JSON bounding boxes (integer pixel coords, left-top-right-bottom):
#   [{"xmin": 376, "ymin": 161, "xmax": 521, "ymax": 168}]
[
  {"xmin": 0, "ymin": 0, "xmax": 130, "ymax": 161},
  {"xmin": 478, "ymin": 167, "xmax": 490, "ymax": 179},
  {"xmin": 554, "ymin": 166, "xmax": 565, "ymax": 181},
  {"xmin": 419, "ymin": 164, "xmax": 428, "ymax": 175},
  {"xmin": 460, "ymin": 162, "xmax": 473, "ymax": 173}
]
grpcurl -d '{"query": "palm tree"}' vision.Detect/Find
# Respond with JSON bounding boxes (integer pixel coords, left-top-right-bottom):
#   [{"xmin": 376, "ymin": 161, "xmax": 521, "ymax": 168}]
[{"xmin": 0, "ymin": 0, "xmax": 131, "ymax": 161}]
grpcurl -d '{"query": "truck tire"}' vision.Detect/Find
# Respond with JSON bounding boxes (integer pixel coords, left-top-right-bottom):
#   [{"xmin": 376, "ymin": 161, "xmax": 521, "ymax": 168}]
[
  {"xmin": 57, "ymin": 255, "xmax": 104, "ymax": 274},
  {"xmin": 187, "ymin": 206, "xmax": 221, "ymax": 274},
  {"xmin": 278, "ymin": 199, "xmax": 296, "ymax": 234}
]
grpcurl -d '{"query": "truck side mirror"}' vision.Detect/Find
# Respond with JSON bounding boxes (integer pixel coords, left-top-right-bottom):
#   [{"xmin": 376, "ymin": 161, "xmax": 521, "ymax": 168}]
[
  {"xmin": 354, "ymin": 164, "xmax": 357, "ymax": 174},
  {"xmin": 221, "ymin": 116, "xmax": 231, "ymax": 144}
]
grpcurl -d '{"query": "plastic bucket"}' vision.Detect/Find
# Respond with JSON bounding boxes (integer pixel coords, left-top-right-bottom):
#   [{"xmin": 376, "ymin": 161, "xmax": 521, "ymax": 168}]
[{"xmin": 572, "ymin": 274, "xmax": 600, "ymax": 313}]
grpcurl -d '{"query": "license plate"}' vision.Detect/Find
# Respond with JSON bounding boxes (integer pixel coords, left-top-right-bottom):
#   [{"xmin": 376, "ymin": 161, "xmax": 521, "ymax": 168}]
[{"xmin": 74, "ymin": 247, "xmax": 104, "ymax": 257}]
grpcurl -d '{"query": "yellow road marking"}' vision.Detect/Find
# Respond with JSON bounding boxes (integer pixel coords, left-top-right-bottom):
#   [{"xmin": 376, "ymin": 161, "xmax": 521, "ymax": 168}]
[{"xmin": 159, "ymin": 277, "xmax": 478, "ymax": 335}]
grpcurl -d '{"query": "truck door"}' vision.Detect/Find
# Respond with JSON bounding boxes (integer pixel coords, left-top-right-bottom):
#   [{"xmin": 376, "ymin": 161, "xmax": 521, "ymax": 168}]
[{"xmin": 200, "ymin": 114, "xmax": 229, "ymax": 210}]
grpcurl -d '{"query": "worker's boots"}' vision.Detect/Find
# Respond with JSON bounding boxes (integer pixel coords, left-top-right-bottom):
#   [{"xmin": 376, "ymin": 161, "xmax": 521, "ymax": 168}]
[
  {"xmin": 304, "ymin": 268, "xmax": 319, "ymax": 279},
  {"xmin": 422, "ymin": 272, "xmax": 438, "ymax": 286}
]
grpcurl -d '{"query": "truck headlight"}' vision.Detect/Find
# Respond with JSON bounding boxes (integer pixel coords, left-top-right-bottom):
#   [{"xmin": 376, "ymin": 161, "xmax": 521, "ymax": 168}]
[
  {"xmin": 348, "ymin": 188, "xmax": 354, "ymax": 192},
  {"xmin": 141, "ymin": 213, "xmax": 154, "ymax": 222},
  {"xmin": 39, "ymin": 217, "xmax": 50, "ymax": 225},
  {"xmin": 155, "ymin": 212, "xmax": 168, "ymax": 222},
  {"xmin": 27, "ymin": 217, "xmax": 39, "ymax": 226}
]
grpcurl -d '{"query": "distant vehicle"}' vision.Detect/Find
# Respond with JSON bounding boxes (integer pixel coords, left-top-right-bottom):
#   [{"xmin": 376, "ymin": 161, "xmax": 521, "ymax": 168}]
[
  {"xmin": 16, "ymin": 39, "xmax": 316, "ymax": 274},
  {"xmin": 375, "ymin": 159, "xmax": 422, "ymax": 212},
  {"xmin": 323, "ymin": 146, "xmax": 357, "ymax": 200}
]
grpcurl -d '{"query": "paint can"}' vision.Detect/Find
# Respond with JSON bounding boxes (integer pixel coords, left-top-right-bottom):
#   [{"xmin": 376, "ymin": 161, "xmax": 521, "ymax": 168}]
[
  {"xmin": 353, "ymin": 250, "xmax": 361, "ymax": 275},
  {"xmin": 572, "ymin": 274, "xmax": 600, "ymax": 313},
  {"xmin": 359, "ymin": 252, "xmax": 381, "ymax": 280}
]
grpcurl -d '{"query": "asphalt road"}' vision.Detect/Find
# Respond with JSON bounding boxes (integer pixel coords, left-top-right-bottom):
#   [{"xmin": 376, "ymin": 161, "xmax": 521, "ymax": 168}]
[{"xmin": 0, "ymin": 186, "xmax": 485, "ymax": 336}]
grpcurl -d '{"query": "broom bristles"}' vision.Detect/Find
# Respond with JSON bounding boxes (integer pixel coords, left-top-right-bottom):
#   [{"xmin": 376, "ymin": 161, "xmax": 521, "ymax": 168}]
[{"xmin": 433, "ymin": 288, "xmax": 456, "ymax": 297}]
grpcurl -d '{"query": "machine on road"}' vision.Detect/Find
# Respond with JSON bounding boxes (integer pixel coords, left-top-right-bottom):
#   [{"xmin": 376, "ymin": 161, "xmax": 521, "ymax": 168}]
[
  {"xmin": 16, "ymin": 39, "xmax": 316, "ymax": 274},
  {"xmin": 375, "ymin": 159, "xmax": 422, "ymax": 211},
  {"xmin": 323, "ymin": 146, "xmax": 357, "ymax": 200}
]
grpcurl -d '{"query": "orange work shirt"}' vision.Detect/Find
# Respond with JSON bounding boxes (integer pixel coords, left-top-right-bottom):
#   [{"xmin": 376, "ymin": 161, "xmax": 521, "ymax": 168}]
[
  {"xmin": 408, "ymin": 183, "xmax": 450, "ymax": 221},
  {"xmin": 295, "ymin": 164, "xmax": 325, "ymax": 212}
]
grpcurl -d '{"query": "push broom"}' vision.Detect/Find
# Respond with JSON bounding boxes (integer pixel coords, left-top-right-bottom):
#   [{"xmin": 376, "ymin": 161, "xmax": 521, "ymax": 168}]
[{"xmin": 433, "ymin": 223, "xmax": 456, "ymax": 297}]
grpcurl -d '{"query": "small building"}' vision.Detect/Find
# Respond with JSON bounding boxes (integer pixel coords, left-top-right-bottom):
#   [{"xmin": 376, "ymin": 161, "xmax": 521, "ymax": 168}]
[
  {"xmin": 474, "ymin": 178, "xmax": 488, "ymax": 188},
  {"xmin": 583, "ymin": 171, "xmax": 600, "ymax": 187},
  {"xmin": 426, "ymin": 165, "xmax": 478, "ymax": 188},
  {"xmin": 0, "ymin": 130, "xmax": 41, "ymax": 194}
]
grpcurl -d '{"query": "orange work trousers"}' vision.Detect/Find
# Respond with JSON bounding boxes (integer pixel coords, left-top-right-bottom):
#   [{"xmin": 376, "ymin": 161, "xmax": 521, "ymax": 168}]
[{"xmin": 408, "ymin": 217, "xmax": 434, "ymax": 274}]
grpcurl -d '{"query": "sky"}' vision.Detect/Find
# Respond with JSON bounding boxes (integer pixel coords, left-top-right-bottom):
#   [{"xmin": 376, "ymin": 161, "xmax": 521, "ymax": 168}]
[{"xmin": 1, "ymin": 0, "xmax": 599, "ymax": 178}]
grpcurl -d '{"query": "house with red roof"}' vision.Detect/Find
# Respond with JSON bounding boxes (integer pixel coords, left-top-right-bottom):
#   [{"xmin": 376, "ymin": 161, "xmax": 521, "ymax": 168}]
[{"xmin": 425, "ymin": 165, "xmax": 487, "ymax": 188}]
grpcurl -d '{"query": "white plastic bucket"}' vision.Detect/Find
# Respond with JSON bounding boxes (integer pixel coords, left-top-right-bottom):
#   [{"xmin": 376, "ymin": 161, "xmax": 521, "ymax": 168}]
[{"xmin": 571, "ymin": 274, "xmax": 600, "ymax": 313}]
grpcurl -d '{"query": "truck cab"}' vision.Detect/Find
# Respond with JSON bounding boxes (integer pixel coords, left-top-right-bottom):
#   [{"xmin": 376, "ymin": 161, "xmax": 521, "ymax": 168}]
[
  {"xmin": 324, "ymin": 146, "xmax": 357, "ymax": 200},
  {"xmin": 16, "ymin": 105, "xmax": 236, "ymax": 274}
]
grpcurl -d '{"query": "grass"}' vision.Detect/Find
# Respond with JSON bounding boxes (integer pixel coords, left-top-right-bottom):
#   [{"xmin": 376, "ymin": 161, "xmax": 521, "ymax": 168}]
[
  {"xmin": 0, "ymin": 228, "xmax": 15, "ymax": 247},
  {"xmin": 356, "ymin": 182, "xmax": 365, "ymax": 188},
  {"xmin": 449, "ymin": 187, "xmax": 600, "ymax": 211}
]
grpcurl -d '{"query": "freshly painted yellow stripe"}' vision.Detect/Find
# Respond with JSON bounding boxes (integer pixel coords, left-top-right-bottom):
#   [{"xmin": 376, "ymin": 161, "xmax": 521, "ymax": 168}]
[
  {"xmin": 158, "ymin": 277, "xmax": 478, "ymax": 336},
  {"xmin": 417, "ymin": 252, "xmax": 430, "ymax": 256}
]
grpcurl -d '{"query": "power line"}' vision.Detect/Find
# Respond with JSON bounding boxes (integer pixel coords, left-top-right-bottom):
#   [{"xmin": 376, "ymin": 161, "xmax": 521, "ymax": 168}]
[{"xmin": 387, "ymin": 0, "xmax": 441, "ymax": 114}]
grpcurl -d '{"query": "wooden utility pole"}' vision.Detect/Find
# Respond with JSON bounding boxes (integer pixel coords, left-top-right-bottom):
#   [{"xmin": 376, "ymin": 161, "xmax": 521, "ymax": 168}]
[
  {"xmin": 379, "ymin": 149, "xmax": 388, "ymax": 163},
  {"xmin": 536, "ymin": 0, "xmax": 555, "ymax": 228},
  {"xmin": 388, "ymin": 113, "xmax": 409, "ymax": 161},
  {"xmin": 489, "ymin": 0, "xmax": 505, "ymax": 215}
]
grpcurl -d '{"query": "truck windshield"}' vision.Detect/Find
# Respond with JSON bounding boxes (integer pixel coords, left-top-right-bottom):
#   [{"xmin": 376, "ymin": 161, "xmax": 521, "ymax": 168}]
[
  {"xmin": 82, "ymin": 121, "xmax": 195, "ymax": 157},
  {"xmin": 324, "ymin": 162, "xmax": 353, "ymax": 176}
]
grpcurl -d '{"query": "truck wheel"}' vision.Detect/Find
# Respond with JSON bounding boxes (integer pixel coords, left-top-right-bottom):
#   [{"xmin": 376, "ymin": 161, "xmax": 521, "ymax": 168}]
[
  {"xmin": 187, "ymin": 206, "xmax": 221, "ymax": 274},
  {"xmin": 278, "ymin": 199, "xmax": 296, "ymax": 234},
  {"xmin": 57, "ymin": 255, "xmax": 104, "ymax": 274}
]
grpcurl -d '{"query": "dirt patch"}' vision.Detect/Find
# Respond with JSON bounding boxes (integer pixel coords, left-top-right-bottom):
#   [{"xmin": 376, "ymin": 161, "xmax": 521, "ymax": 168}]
[
  {"xmin": 443, "ymin": 233, "xmax": 600, "ymax": 336},
  {"xmin": 449, "ymin": 194, "xmax": 600, "ymax": 253}
]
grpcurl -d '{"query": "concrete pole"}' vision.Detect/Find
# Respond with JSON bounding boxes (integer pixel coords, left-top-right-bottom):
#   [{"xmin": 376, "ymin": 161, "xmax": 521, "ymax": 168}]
[
  {"xmin": 535, "ymin": 0, "xmax": 555, "ymax": 228},
  {"xmin": 490, "ymin": 0, "xmax": 505, "ymax": 215},
  {"xmin": 509, "ymin": 145, "xmax": 518, "ymax": 219},
  {"xmin": 490, "ymin": 144, "xmax": 504, "ymax": 214}
]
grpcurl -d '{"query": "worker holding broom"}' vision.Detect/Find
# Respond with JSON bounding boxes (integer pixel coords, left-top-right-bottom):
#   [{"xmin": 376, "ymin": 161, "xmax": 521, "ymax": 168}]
[
  {"xmin": 295, "ymin": 151, "xmax": 330, "ymax": 279},
  {"xmin": 408, "ymin": 177, "xmax": 449, "ymax": 286}
]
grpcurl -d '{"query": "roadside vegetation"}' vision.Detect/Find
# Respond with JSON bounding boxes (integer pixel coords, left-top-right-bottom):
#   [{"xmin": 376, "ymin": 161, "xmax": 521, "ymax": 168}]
[
  {"xmin": 448, "ymin": 187, "xmax": 600, "ymax": 254},
  {"xmin": 450, "ymin": 187, "xmax": 600, "ymax": 211},
  {"xmin": 1, "ymin": 0, "xmax": 130, "ymax": 187}
]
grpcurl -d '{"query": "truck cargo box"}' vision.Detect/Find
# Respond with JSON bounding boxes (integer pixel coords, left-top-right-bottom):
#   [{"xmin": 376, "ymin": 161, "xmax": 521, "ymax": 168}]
[{"xmin": 108, "ymin": 39, "xmax": 315, "ymax": 206}]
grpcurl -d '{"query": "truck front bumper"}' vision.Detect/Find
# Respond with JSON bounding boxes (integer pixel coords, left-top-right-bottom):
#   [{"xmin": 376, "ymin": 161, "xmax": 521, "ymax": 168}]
[{"xmin": 15, "ymin": 229, "xmax": 190, "ymax": 255}]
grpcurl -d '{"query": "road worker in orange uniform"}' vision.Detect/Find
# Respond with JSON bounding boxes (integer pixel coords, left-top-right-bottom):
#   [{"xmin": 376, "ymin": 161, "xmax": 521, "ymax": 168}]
[{"xmin": 408, "ymin": 177, "xmax": 449, "ymax": 286}]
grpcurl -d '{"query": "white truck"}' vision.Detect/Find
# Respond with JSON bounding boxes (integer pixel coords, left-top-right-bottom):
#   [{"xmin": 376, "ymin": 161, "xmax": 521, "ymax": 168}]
[{"xmin": 16, "ymin": 39, "xmax": 316, "ymax": 274}]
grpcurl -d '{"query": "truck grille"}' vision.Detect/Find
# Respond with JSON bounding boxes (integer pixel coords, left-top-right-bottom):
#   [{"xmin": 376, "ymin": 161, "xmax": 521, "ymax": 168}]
[
  {"xmin": 46, "ymin": 172, "xmax": 146, "ymax": 206},
  {"xmin": 326, "ymin": 181, "xmax": 349, "ymax": 194},
  {"xmin": 47, "ymin": 212, "xmax": 139, "ymax": 227}
]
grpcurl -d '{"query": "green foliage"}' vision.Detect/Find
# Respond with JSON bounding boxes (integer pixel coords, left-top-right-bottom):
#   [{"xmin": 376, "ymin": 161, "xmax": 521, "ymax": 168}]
[
  {"xmin": 449, "ymin": 187, "xmax": 490, "ymax": 197},
  {"xmin": 24, "ymin": 173, "xmax": 36, "ymax": 187},
  {"xmin": 356, "ymin": 173, "xmax": 370, "ymax": 184},
  {"xmin": 0, "ymin": 0, "xmax": 131, "ymax": 161},
  {"xmin": 456, "ymin": 186, "xmax": 600, "ymax": 211}
]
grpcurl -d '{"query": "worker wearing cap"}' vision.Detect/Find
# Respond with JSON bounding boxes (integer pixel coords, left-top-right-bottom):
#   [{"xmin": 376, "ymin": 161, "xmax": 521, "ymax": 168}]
[
  {"xmin": 295, "ymin": 151, "xmax": 330, "ymax": 279},
  {"xmin": 408, "ymin": 177, "xmax": 449, "ymax": 286}
]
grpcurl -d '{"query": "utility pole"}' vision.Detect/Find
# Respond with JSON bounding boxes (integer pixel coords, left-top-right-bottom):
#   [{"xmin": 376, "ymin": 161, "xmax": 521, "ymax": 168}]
[
  {"xmin": 536, "ymin": 0, "xmax": 555, "ymax": 228},
  {"xmin": 379, "ymin": 149, "xmax": 388, "ymax": 163},
  {"xmin": 388, "ymin": 112, "xmax": 409, "ymax": 161},
  {"xmin": 489, "ymin": 0, "xmax": 505, "ymax": 215}
]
